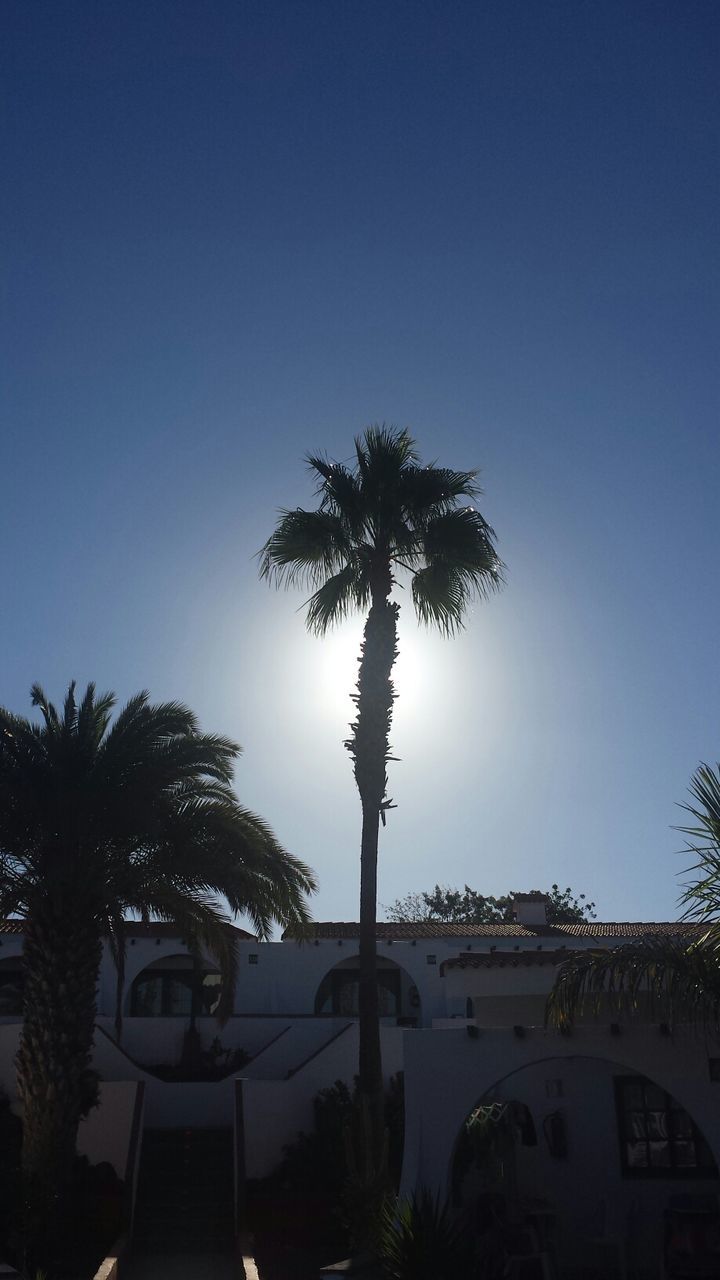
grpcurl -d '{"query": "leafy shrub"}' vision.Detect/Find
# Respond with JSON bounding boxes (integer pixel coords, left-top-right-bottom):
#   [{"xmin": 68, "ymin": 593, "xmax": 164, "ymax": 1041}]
[
  {"xmin": 255, "ymin": 1075, "xmax": 406, "ymax": 1258},
  {"xmin": 378, "ymin": 1189, "xmax": 472, "ymax": 1279}
]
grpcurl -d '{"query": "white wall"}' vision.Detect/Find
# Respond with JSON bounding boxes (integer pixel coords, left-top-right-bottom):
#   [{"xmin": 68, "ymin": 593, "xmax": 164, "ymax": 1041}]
[
  {"xmin": 400, "ymin": 1022, "xmax": 720, "ymax": 1265},
  {"xmin": 244, "ymin": 1019, "xmax": 353, "ymax": 1080},
  {"xmin": 4, "ymin": 921, "xmax": 635, "ymax": 1032},
  {"xmin": 496, "ymin": 1056, "xmax": 718, "ymax": 1276},
  {"xmin": 226, "ymin": 939, "xmax": 450, "ymax": 1024},
  {"xmin": 97, "ymin": 933, "xmax": 483, "ymax": 1025},
  {"xmin": 241, "ymin": 1023, "xmax": 406, "ymax": 1178},
  {"xmin": 77, "ymin": 1081, "xmax": 142, "ymax": 1181}
]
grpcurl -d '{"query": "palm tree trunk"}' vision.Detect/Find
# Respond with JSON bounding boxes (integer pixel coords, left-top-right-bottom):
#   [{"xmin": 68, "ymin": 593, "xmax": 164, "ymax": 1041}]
[
  {"xmin": 16, "ymin": 898, "xmax": 102, "ymax": 1272},
  {"xmin": 346, "ymin": 591, "xmax": 399, "ymax": 1162},
  {"xmin": 358, "ymin": 797, "xmax": 383, "ymax": 1150}
]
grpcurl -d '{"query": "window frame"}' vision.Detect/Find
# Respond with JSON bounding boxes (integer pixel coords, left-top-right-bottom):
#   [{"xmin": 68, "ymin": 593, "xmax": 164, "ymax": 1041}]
[
  {"xmin": 129, "ymin": 966, "xmax": 223, "ymax": 1017},
  {"xmin": 614, "ymin": 1075, "xmax": 717, "ymax": 1180},
  {"xmin": 329, "ymin": 966, "xmax": 401, "ymax": 1017}
]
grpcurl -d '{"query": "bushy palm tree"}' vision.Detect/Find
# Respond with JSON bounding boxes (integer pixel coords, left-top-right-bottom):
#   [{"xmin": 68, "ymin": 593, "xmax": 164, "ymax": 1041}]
[
  {"xmin": 547, "ymin": 761, "xmax": 720, "ymax": 1031},
  {"xmin": 260, "ymin": 426, "xmax": 503, "ymax": 1154},
  {"xmin": 0, "ymin": 681, "xmax": 316, "ymax": 1271}
]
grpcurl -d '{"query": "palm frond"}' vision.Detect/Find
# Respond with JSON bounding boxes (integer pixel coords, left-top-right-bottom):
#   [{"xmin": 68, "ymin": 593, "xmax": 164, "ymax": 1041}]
[
  {"xmin": 62, "ymin": 681, "xmax": 78, "ymax": 733},
  {"xmin": 546, "ymin": 931, "xmax": 720, "ymax": 1032},
  {"xmin": 409, "ymin": 563, "xmax": 469, "ymax": 635},
  {"xmin": 398, "ymin": 466, "xmax": 481, "ymax": 519},
  {"xmin": 125, "ymin": 888, "xmax": 240, "ymax": 1024},
  {"xmin": 356, "ymin": 425, "xmax": 419, "ymax": 479},
  {"xmin": 422, "ymin": 507, "xmax": 504, "ymax": 582},
  {"xmin": 30, "ymin": 684, "xmax": 60, "ymax": 733},
  {"xmin": 305, "ymin": 562, "xmax": 370, "ymax": 634},
  {"xmin": 77, "ymin": 684, "xmax": 115, "ymax": 750},
  {"xmin": 258, "ymin": 509, "xmax": 354, "ymax": 588},
  {"xmin": 673, "ymin": 763, "xmax": 720, "ymax": 920}
]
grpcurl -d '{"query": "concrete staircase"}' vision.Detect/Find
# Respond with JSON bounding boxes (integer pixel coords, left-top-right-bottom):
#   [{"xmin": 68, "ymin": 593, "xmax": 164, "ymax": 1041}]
[{"xmin": 133, "ymin": 1127, "xmax": 235, "ymax": 1254}]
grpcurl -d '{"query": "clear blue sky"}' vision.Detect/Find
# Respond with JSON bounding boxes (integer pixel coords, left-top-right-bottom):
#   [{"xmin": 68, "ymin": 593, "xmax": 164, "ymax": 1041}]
[{"xmin": 2, "ymin": 0, "xmax": 718, "ymax": 925}]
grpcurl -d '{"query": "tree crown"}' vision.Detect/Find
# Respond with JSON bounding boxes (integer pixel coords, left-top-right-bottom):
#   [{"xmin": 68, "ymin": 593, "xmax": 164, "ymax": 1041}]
[
  {"xmin": 0, "ymin": 682, "xmax": 317, "ymax": 1017},
  {"xmin": 385, "ymin": 882, "xmax": 596, "ymax": 925},
  {"xmin": 259, "ymin": 425, "xmax": 504, "ymax": 634}
]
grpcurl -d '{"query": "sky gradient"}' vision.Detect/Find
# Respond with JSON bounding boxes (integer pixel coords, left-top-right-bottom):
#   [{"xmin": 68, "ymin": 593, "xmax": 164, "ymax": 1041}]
[{"xmin": 2, "ymin": 0, "xmax": 719, "ymax": 927}]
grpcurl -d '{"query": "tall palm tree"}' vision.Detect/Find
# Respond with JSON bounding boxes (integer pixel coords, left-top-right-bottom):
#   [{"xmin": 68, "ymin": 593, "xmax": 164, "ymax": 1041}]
[
  {"xmin": 260, "ymin": 426, "xmax": 503, "ymax": 1155},
  {"xmin": 0, "ymin": 681, "xmax": 316, "ymax": 1272},
  {"xmin": 547, "ymin": 761, "xmax": 720, "ymax": 1031}
]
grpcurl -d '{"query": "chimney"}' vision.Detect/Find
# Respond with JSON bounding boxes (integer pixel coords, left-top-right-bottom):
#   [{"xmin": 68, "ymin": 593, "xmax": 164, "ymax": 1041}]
[{"xmin": 512, "ymin": 892, "xmax": 549, "ymax": 927}]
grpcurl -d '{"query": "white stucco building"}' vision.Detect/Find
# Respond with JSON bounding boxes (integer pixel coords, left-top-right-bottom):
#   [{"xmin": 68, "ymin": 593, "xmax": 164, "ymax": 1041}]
[{"xmin": 2, "ymin": 893, "xmax": 719, "ymax": 1273}]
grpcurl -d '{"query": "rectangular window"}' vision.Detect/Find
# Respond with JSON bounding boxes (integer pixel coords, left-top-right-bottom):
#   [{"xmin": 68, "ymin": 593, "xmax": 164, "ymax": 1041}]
[{"xmin": 615, "ymin": 1076, "xmax": 717, "ymax": 1178}]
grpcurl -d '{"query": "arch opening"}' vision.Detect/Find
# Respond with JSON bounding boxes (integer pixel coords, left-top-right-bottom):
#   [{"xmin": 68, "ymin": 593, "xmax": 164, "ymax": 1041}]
[
  {"xmin": 450, "ymin": 1055, "xmax": 718, "ymax": 1276},
  {"xmin": 313, "ymin": 954, "xmax": 421, "ymax": 1025},
  {"xmin": 127, "ymin": 953, "xmax": 223, "ymax": 1017}
]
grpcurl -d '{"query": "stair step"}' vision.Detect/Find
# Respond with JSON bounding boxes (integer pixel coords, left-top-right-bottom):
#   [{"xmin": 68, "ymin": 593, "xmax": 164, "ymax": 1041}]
[
  {"xmin": 138, "ymin": 1177, "xmax": 232, "ymax": 1191},
  {"xmin": 134, "ymin": 1127, "xmax": 235, "ymax": 1252},
  {"xmin": 133, "ymin": 1240, "xmax": 235, "ymax": 1254}
]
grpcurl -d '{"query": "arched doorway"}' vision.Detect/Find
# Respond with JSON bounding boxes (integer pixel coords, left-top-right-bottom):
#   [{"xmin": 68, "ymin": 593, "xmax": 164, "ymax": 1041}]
[{"xmin": 314, "ymin": 954, "xmax": 421, "ymax": 1025}]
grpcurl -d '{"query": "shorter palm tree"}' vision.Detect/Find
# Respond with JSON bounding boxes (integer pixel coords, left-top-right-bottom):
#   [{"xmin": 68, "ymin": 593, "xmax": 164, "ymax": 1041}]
[
  {"xmin": 0, "ymin": 682, "xmax": 317, "ymax": 1273},
  {"xmin": 547, "ymin": 762, "xmax": 720, "ymax": 1031}
]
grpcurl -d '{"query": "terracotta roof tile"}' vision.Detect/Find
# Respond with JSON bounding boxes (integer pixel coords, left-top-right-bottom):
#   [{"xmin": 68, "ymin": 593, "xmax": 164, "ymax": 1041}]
[
  {"xmin": 0, "ymin": 920, "xmax": 24, "ymax": 935},
  {"xmin": 550, "ymin": 922, "xmax": 705, "ymax": 938},
  {"xmin": 0, "ymin": 919, "xmax": 257, "ymax": 941},
  {"xmin": 285, "ymin": 920, "xmax": 711, "ymax": 941},
  {"xmin": 283, "ymin": 921, "xmax": 537, "ymax": 940},
  {"xmin": 442, "ymin": 949, "xmax": 569, "ymax": 973}
]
